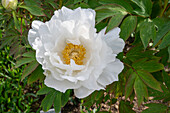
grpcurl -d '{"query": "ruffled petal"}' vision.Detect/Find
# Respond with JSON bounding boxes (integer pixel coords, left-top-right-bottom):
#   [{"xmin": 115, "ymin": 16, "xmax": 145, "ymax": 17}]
[
  {"xmin": 32, "ymin": 20, "xmax": 44, "ymax": 30},
  {"xmin": 101, "ymin": 27, "xmax": 125, "ymax": 54},
  {"xmin": 53, "ymin": 6, "xmax": 95, "ymax": 27},
  {"xmin": 74, "ymin": 86, "xmax": 96, "ymax": 98},
  {"xmin": 28, "ymin": 29, "xmax": 38, "ymax": 47},
  {"xmin": 44, "ymin": 75, "xmax": 80, "ymax": 93},
  {"xmin": 97, "ymin": 59, "xmax": 124, "ymax": 86}
]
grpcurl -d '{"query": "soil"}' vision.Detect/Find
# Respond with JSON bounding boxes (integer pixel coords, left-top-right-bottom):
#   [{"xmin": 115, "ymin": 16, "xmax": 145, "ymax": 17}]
[{"xmin": 61, "ymin": 95, "xmax": 169, "ymax": 113}]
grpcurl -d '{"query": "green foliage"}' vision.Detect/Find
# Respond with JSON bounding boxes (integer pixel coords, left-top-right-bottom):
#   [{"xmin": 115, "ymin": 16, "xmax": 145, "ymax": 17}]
[
  {"xmin": 37, "ymin": 86, "xmax": 71, "ymax": 112},
  {"xmin": 0, "ymin": 0, "xmax": 169, "ymax": 112},
  {"xmin": 119, "ymin": 100, "xmax": 135, "ymax": 113},
  {"xmin": 142, "ymin": 103, "xmax": 169, "ymax": 113},
  {"xmin": 0, "ymin": 47, "xmax": 41, "ymax": 112},
  {"xmin": 120, "ymin": 16, "xmax": 137, "ymax": 41}
]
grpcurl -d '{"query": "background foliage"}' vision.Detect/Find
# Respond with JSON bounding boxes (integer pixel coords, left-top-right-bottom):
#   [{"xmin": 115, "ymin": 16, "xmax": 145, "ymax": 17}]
[{"xmin": 0, "ymin": 0, "xmax": 169, "ymax": 112}]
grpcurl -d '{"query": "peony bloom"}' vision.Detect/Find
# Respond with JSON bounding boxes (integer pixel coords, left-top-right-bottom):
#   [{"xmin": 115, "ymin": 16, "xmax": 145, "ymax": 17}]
[{"xmin": 28, "ymin": 7, "xmax": 125, "ymax": 98}]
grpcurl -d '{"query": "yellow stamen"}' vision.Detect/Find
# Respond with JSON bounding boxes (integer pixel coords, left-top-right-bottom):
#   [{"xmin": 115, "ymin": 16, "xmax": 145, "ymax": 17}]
[{"xmin": 62, "ymin": 43, "xmax": 86, "ymax": 65}]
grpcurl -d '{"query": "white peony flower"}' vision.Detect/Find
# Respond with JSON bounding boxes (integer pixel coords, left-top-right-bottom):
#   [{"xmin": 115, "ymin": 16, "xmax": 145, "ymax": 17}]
[{"xmin": 28, "ymin": 6, "xmax": 125, "ymax": 98}]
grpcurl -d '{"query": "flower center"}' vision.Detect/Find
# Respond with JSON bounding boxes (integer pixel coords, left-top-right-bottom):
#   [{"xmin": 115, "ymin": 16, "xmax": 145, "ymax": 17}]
[{"xmin": 62, "ymin": 43, "xmax": 86, "ymax": 65}]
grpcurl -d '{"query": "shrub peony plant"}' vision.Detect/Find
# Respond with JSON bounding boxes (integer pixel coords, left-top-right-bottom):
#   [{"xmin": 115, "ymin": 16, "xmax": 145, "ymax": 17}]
[{"xmin": 1, "ymin": 0, "xmax": 169, "ymax": 112}]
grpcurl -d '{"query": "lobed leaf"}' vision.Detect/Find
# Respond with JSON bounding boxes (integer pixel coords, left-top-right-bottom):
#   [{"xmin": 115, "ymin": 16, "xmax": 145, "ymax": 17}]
[
  {"xmin": 137, "ymin": 70, "xmax": 162, "ymax": 92},
  {"xmin": 95, "ymin": 4, "xmax": 127, "ymax": 24},
  {"xmin": 125, "ymin": 72, "xmax": 137, "ymax": 99},
  {"xmin": 15, "ymin": 58, "xmax": 35, "ymax": 68},
  {"xmin": 21, "ymin": 61, "xmax": 39, "ymax": 81},
  {"xmin": 168, "ymin": 46, "xmax": 170, "ymax": 62},
  {"xmin": 131, "ymin": 0, "xmax": 152, "ymax": 17},
  {"xmin": 98, "ymin": 0, "xmax": 133, "ymax": 13},
  {"xmin": 162, "ymin": 70, "xmax": 170, "ymax": 90},
  {"xmin": 153, "ymin": 21, "xmax": 170, "ymax": 47},
  {"xmin": 61, "ymin": 90, "xmax": 70, "ymax": 107},
  {"xmin": 142, "ymin": 103, "xmax": 168, "ymax": 113},
  {"xmin": 140, "ymin": 20, "xmax": 156, "ymax": 49},
  {"xmin": 22, "ymin": 51, "xmax": 35, "ymax": 58},
  {"xmin": 41, "ymin": 90, "xmax": 56, "ymax": 112},
  {"xmin": 119, "ymin": 100, "xmax": 135, "ymax": 113},
  {"xmin": 27, "ymin": 65, "xmax": 45, "ymax": 84},
  {"xmin": 19, "ymin": 5, "xmax": 44, "ymax": 16},
  {"xmin": 132, "ymin": 59, "xmax": 164, "ymax": 73},
  {"xmin": 106, "ymin": 14, "xmax": 125, "ymax": 33},
  {"xmin": 120, "ymin": 16, "xmax": 137, "ymax": 41},
  {"xmin": 36, "ymin": 86, "xmax": 54, "ymax": 95},
  {"xmin": 54, "ymin": 91, "xmax": 62, "ymax": 113},
  {"xmin": 159, "ymin": 32, "xmax": 170, "ymax": 49},
  {"xmin": 134, "ymin": 76, "xmax": 148, "ymax": 106}
]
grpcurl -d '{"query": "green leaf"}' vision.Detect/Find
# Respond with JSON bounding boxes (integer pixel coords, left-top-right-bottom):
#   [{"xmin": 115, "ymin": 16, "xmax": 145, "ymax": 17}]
[
  {"xmin": 95, "ymin": 90, "xmax": 104, "ymax": 101},
  {"xmin": 73, "ymin": 2, "xmax": 90, "ymax": 8},
  {"xmin": 168, "ymin": 46, "xmax": 170, "ymax": 62},
  {"xmin": 45, "ymin": 0, "xmax": 58, "ymax": 9},
  {"xmin": 126, "ymin": 45, "xmax": 160, "ymax": 62},
  {"xmin": 142, "ymin": 103, "xmax": 168, "ymax": 113},
  {"xmin": 24, "ymin": 0, "xmax": 42, "ymax": 6},
  {"xmin": 36, "ymin": 86, "xmax": 54, "ymax": 95},
  {"xmin": 22, "ymin": 51, "xmax": 35, "ymax": 58},
  {"xmin": 134, "ymin": 76, "xmax": 148, "ymax": 106},
  {"xmin": 19, "ymin": 5, "xmax": 44, "ymax": 16},
  {"xmin": 159, "ymin": 32, "xmax": 170, "ymax": 49},
  {"xmin": 21, "ymin": 61, "xmax": 39, "ymax": 81},
  {"xmin": 162, "ymin": 70, "xmax": 170, "ymax": 90},
  {"xmin": 153, "ymin": 21, "xmax": 170, "ymax": 46},
  {"xmin": 15, "ymin": 58, "xmax": 35, "ymax": 68},
  {"xmin": 54, "ymin": 91, "xmax": 62, "ymax": 113},
  {"xmin": 0, "ymin": 36, "xmax": 16, "ymax": 49},
  {"xmin": 41, "ymin": 90, "xmax": 56, "ymax": 112},
  {"xmin": 119, "ymin": 100, "xmax": 135, "ymax": 113},
  {"xmin": 120, "ymin": 16, "xmax": 137, "ymax": 41},
  {"xmin": 97, "ymin": 111, "xmax": 110, "ymax": 113},
  {"xmin": 27, "ymin": 65, "xmax": 44, "ymax": 84},
  {"xmin": 96, "ymin": 21, "xmax": 107, "ymax": 32},
  {"xmin": 140, "ymin": 20, "xmax": 156, "ymax": 49},
  {"xmin": 148, "ymin": 84, "xmax": 170, "ymax": 102},
  {"xmin": 98, "ymin": 0, "xmax": 133, "ymax": 13},
  {"xmin": 95, "ymin": 4, "xmax": 127, "ymax": 24},
  {"xmin": 131, "ymin": 0, "xmax": 152, "ymax": 17},
  {"xmin": 74, "ymin": 0, "xmax": 83, "ymax": 4},
  {"xmin": 106, "ymin": 14, "xmax": 125, "ymax": 33},
  {"xmin": 88, "ymin": 0, "xmax": 100, "ymax": 9},
  {"xmin": 137, "ymin": 70, "xmax": 162, "ymax": 92},
  {"xmin": 125, "ymin": 72, "xmax": 137, "ymax": 99},
  {"xmin": 61, "ymin": 90, "xmax": 70, "ymax": 107},
  {"xmin": 132, "ymin": 59, "xmax": 164, "ymax": 73}
]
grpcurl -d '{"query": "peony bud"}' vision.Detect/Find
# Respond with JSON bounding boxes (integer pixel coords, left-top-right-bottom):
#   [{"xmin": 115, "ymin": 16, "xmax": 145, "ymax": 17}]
[{"xmin": 2, "ymin": 0, "xmax": 18, "ymax": 10}]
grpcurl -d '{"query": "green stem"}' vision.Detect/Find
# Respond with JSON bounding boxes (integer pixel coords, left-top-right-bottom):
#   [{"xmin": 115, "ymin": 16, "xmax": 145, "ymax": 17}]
[
  {"xmin": 12, "ymin": 11, "xmax": 20, "ymax": 30},
  {"xmin": 59, "ymin": 0, "xmax": 62, "ymax": 9},
  {"xmin": 160, "ymin": 0, "xmax": 168, "ymax": 17}
]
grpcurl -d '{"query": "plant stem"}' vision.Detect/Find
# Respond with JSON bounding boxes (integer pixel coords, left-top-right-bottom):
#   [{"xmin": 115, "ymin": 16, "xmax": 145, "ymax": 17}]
[
  {"xmin": 160, "ymin": 0, "xmax": 168, "ymax": 17},
  {"xmin": 59, "ymin": 0, "xmax": 62, "ymax": 9}
]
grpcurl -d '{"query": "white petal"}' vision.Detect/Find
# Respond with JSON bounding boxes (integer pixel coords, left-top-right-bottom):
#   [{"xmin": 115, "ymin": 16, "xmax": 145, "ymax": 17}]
[
  {"xmin": 108, "ymin": 38, "xmax": 125, "ymax": 54},
  {"xmin": 97, "ymin": 59, "xmax": 124, "ymax": 86},
  {"xmin": 44, "ymin": 75, "xmax": 80, "ymax": 93},
  {"xmin": 32, "ymin": 20, "xmax": 43, "ymax": 30},
  {"xmin": 74, "ymin": 86, "xmax": 96, "ymax": 98},
  {"xmin": 105, "ymin": 27, "xmax": 120, "ymax": 39},
  {"xmin": 53, "ymin": 6, "xmax": 95, "ymax": 27},
  {"xmin": 102, "ymin": 27, "xmax": 125, "ymax": 54},
  {"xmin": 28, "ymin": 29, "xmax": 38, "ymax": 47}
]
